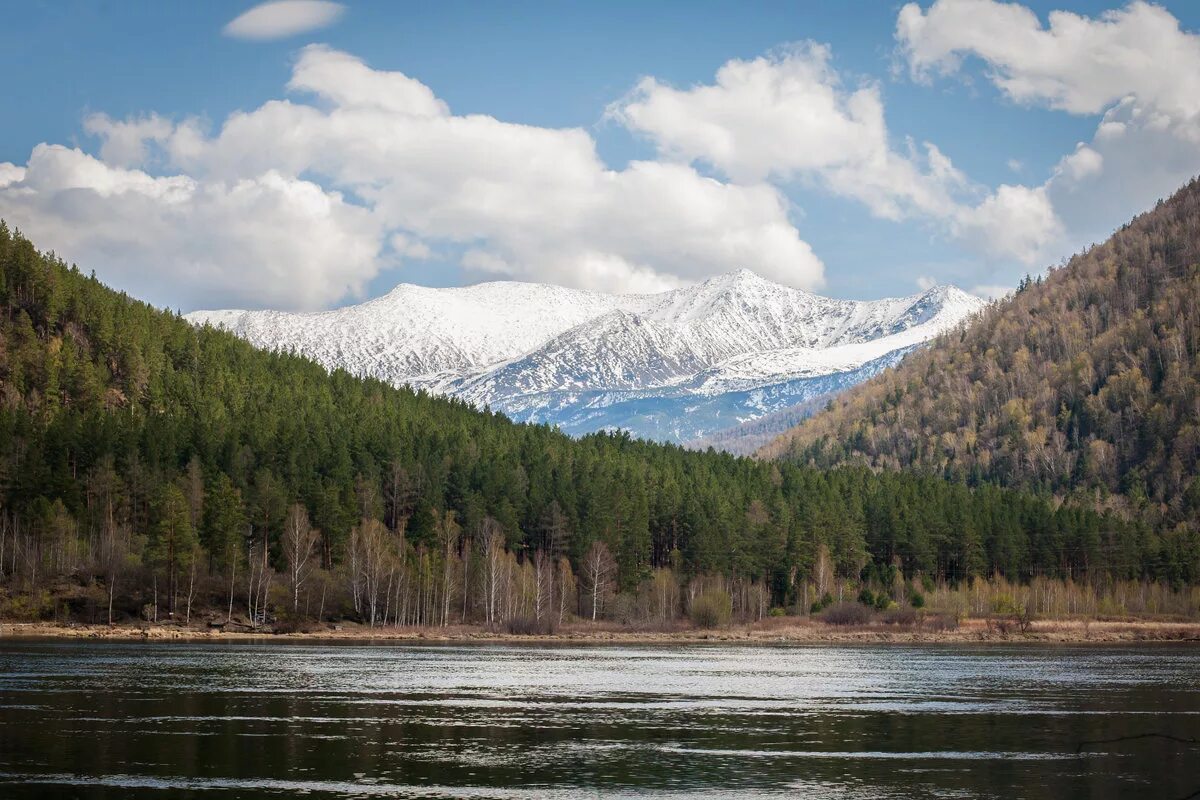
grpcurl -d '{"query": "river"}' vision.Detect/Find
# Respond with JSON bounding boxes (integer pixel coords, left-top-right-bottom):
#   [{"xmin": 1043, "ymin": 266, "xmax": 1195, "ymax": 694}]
[{"xmin": 0, "ymin": 640, "xmax": 1197, "ymax": 798}]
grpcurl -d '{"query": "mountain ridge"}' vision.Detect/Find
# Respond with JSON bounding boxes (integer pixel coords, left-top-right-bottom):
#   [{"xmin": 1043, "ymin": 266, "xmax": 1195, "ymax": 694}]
[{"xmin": 188, "ymin": 270, "xmax": 985, "ymax": 443}]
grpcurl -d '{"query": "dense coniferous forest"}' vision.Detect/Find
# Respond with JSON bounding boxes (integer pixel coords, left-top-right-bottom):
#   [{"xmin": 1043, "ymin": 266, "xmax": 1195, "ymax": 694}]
[
  {"xmin": 763, "ymin": 178, "xmax": 1200, "ymax": 557},
  {"xmin": 0, "ymin": 221, "xmax": 1194, "ymax": 627}
]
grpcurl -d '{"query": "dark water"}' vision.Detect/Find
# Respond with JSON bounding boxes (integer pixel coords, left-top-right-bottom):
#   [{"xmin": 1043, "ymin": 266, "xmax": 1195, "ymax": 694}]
[{"xmin": 0, "ymin": 640, "xmax": 1198, "ymax": 799}]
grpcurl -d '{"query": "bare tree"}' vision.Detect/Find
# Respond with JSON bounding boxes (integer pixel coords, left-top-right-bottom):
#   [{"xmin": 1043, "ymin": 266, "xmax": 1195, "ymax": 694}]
[
  {"xmin": 650, "ymin": 567, "xmax": 678, "ymax": 622},
  {"xmin": 533, "ymin": 550, "xmax": 551, "ymax": 622},
  {"xmin": 556, "ymin": 556, "xmax": 576, "ymax": 623},
  {"xmin": 96, "ymin": 520, "xmax": 135, "ymax": 625},
  {"xmin": 582, "ymin": 541, "xmax": 616, "ymax": 621},
  {"xmin": 351, "ymin": 518, "xmax": 392, "ymax": 626},
  {"xmin": 246, "ymin": 536, "xmax": 273, "ymax": 628},
  {"xmin": 282, "ymin": 504, "xmax": 319, "ymax": 613},
  {"xmin": 477, "ymin": 517, "xmax": 505, "ymax": 625},
  {"xmin": 183, "ymin": 542, "xmax": 202, "ymax": 625},
  {"xmin": 436, "ymin": 510, "xmax": 461, "ymax": 626}
]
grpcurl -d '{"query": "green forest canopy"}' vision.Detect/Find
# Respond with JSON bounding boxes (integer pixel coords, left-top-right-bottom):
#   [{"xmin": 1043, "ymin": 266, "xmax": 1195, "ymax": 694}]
[{"xmin": 0, "ymin": 219, "xmax": 1195, "ymax": 622}]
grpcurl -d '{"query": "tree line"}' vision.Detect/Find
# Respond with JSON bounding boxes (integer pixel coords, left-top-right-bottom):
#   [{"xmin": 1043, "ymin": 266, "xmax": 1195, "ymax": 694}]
[{"xmin": 0, "ymin": 221, "xmax": 1195, "ymax": 626}]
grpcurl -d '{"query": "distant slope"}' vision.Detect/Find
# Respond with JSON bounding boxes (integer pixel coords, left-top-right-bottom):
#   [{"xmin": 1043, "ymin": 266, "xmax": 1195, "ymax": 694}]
[
  {"xmin": 762, "ymin": 178, "xmax": 1200, "ymax": 530},
  {"xmin": 189, "ymin": 270, "xmax": 983, "ymax": 443},
  {"xmin": 687, "ymin": 394, "xmax": 837, "ymax": 456}
]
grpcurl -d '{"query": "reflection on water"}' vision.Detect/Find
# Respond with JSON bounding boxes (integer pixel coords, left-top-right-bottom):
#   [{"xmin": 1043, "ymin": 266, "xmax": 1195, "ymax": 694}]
[{"xmin": 0, "ymin": 641, "xmax": 1197, "ymax": 798}]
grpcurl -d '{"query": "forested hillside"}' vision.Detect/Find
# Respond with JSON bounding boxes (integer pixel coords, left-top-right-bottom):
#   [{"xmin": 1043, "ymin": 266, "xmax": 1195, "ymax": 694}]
[
  {"xmin": 763, "ymin": 178, "xmax": 1200, "ymax": 540},
  {"xmin": 0, "ymin": 222, "xmax": 1193, "ymax": 627}
]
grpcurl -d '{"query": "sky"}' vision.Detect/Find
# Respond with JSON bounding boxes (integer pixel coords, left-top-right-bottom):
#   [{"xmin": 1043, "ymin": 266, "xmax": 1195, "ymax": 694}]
[{"xmin": 1, "ymin": 0, "xmax": 1199, "ymax": 312}]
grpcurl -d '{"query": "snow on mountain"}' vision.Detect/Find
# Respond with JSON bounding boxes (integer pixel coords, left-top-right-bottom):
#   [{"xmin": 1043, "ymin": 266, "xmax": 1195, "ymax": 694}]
[{"xmin": 187, "ymin": 270, "xmax": 985, "ymax": 445}]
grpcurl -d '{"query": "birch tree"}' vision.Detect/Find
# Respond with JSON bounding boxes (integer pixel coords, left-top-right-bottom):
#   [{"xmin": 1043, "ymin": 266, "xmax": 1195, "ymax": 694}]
[
  {"xmin": 582, "ymin": 541, "xmax": 616, "ymax": 621},
  {"xmin": 282, "ymin": 503, "xmax": 319, "ymax": 614},
  {"xmin": 556, "ymin": 556, "xmax": 576, "ymax": 623},
  {"xmin": 478, "ymin": 517, "xmax": 505, "ymax": 625}
]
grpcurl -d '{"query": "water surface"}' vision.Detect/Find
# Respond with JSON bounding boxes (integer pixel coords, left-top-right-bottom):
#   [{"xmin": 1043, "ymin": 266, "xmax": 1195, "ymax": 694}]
[{"xmin": 0, "ymin": 640, "xmax": 1197, "ymax": 798}]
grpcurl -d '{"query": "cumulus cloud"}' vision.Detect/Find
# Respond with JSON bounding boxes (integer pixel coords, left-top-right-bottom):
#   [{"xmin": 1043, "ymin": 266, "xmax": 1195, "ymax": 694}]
[
  {"xmin": 0, "ymin": 45, "xmax": 824, "ymax": 309},
  {"xmin": 897, "ymin": 0, "xmax": 1200, "ymax": 259},
  {"xmin": 612, "ymin": 43, "xmax": 966, "ymax": 221},
  {"xmin": 0, "ymin": 163, "xmax": 24, "ymax": 188},
  {"xmin": 224, "ymin": 1, "xmax": 344, "ymax": 41},
  {"xmin": 897, "ymin": 0, "xmax": 1200, "ymax": 119},
  {"xmin": 952, "ymin": 183, "xmax": 1062, "ymax": 265},
  {"xmin": 610, "ymin": 42, "xmax": 1062, "ymax": 270},
  {"xmin": 0, "ymin": 145, "xmax": 382, "ymax": 310}
]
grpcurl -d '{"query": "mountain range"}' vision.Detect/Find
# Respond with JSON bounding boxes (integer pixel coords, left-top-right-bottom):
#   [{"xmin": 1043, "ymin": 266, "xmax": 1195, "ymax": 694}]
[{"xmin": 187, "ymin": 269, "xmax": 984, "ymax": 444}]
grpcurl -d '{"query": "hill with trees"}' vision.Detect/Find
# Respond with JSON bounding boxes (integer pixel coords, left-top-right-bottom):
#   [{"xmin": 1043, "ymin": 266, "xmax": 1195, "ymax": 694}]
[
  {"xmin": 762, "ymin": 178, "xmax": 1200, "ymax": 548},
  {"xmin": 0, "ymin": 221, "xmax": 1193, "ymax": 629}
]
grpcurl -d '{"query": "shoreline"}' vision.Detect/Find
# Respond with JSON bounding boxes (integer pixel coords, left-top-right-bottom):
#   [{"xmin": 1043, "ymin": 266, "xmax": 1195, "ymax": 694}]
[{"xmin": 3, "ymin": 618, "xmax": 1199, "ymax": 645}]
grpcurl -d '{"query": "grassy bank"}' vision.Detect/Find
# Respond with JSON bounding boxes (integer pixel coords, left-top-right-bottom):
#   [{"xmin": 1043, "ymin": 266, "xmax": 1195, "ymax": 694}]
[{"xmin": 4, "ymin": 616, "xmax": 1199, "ymax": 645}]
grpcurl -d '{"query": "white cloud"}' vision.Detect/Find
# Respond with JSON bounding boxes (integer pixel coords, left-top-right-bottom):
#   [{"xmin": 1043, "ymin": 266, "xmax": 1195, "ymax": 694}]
[
  {"xmin": 0, "ymin": 163, "xmax": 24, "ymax": 188},
  {"xmin": 287, "ymin": 44, "xmax": 447, "ymax": 116},
  {"xmin": 897, "ymin": 0, "xmax": 1200, "ymax": 119},
  {"xmin": 1053, "ymin": 143, "xmax": 1103, "ymax": 181},
  {"xmin": 897, "ymin": 0, "xmax": 1200, "ymax": 262},
  {"xmin": 389, "ymin": 233, "xmax": 431, "ymax": 261},
  {"xmin": 611, "ymin": 41, "xmax": 1062, "ymax": 267},
  {"xmin": 0, "ymin": 145, "xmax": 381, "ymax": 310},
  {"xmin": 611, "ymin": 43, "xmax": 965, "ymax": 221},
  {"xmin": 952, "ymin": 183, "xmax": 1062, "ymax": 265},
  {"xmin": 224, "ymin": 1, "xmax": 344, "ymax": 41},
  {"xmin": 83, "ymin": 113, "xmax": 176, "ymax": 168},
  {"xmin": 0, "ymin": 46, "xmax": 824, "ymax": 309}
]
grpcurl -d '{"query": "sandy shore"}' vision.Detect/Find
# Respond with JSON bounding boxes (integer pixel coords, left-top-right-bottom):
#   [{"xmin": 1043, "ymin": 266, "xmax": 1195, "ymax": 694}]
[{"xmin": 3, "ymin": 617, "xmax": 1198, "ymax": 644}]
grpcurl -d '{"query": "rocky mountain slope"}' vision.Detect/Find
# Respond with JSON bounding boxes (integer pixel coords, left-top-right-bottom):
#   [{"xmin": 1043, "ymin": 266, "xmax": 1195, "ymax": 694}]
[{"xmin": 188, "ymin": 269, "xmax": 984, "ymax": 443}]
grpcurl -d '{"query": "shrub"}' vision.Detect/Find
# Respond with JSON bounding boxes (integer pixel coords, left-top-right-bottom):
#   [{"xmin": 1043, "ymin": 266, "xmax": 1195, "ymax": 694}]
[
  {"xmin": 0, "ymin": 590, "xmax": 54, "ymax": 621},
  {"xmin": 991, "ymin": 594, "xmax": 1021, "ymax": 616},
  {"xmin": 505, "ymin": 615, "xmax": 558, "ymax": 635},
  {"xmin": 924, "ymin": 613, "xmax": 959, "ymax": 632},
  {"xmin": 874, "ymin": 593, "xmax": 894, "ymax": 611},
  {"xmin": 768, "ymin": 606, "xmax": 787, "ymax": 617},
  {"xmin": 609, "ymin": 593, "xmax": 638, "ymax": 625},
  {"xmin": 857, "ymin": 588, "xmax": 876, "ymax": 607},
  {"xmin": 810, "ymin": 592, "xmax": 834, "ymax": 614},
  {"xmin": 909, "ymin": 591, "xmax": 926, "ymax": 609},
  {"xmin": 273, "ymin": 616, "xmax": 322, "ymax": 634},
  {"xmin": 691, "ymin": 590, "xmax": 733, "ymax": 629},
  {"xmin": 881, "ymin": 606, "xmax": 918, "ymax": 626},
  {"xmin": 819, "ymin": 601, "xmax": 874, "ymax": 626}
]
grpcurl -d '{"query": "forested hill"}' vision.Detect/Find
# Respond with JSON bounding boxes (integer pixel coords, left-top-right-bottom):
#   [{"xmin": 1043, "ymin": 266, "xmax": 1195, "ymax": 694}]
[
  {"xmin": 0, "ymin": 221, "xmax": 1193, "ymax": 627},
  {"xmin": 762, "ymin": 178, "xmax": 1200, "ymax": 537}
]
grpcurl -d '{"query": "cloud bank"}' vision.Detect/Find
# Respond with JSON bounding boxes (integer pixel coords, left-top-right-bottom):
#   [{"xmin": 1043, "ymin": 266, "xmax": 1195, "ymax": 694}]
[
  {"xmin": 3, "ymin": 1, "xmax": 1198, "ymax": 311},
  {"xmin": 0, "ymin": 46, "xmax": 823, "ymax": 309},
  {"xmin": 897, "ymin": 0, "xmax": 1200, "ymax": 258}
]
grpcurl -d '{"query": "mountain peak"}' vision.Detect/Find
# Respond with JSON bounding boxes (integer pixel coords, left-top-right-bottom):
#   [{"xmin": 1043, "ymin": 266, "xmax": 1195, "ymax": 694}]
[
  {"xmin": 704, "ymin": 268, "xmax": 781, "ymax": 291},
  {"xmin": 188, "ymin": 268, "xmax": 983, "ymax": 444}
]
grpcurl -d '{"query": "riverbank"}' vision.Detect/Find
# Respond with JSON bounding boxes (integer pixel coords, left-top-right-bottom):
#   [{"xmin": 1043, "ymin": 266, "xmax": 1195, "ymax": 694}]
[{"xmin": 3, "ymin": 617, "xmax": 1199, "ymax": 644}]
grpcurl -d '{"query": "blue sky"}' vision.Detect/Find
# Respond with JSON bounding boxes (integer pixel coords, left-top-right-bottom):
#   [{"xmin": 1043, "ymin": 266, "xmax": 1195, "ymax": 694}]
[{"xmin": 2, "ymin": 0, "xmax": 1198, "ymax": 310}]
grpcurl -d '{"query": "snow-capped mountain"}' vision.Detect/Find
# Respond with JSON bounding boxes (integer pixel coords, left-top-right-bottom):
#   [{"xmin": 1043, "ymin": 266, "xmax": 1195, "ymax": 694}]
[{"xmin": 187, "ymin": 269, "xmax": 984, "ymax": 444}]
